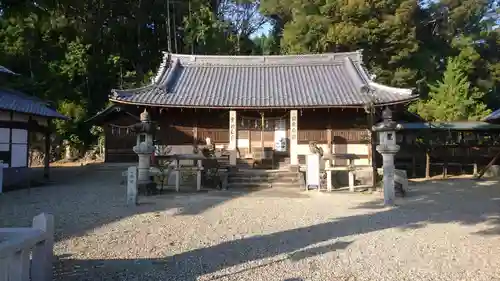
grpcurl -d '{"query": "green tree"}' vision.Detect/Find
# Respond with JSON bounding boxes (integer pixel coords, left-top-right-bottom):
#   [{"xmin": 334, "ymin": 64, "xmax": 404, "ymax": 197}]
[{"xmin": 412, "ymin": 57, "xmax": 491, "ymax": 121}]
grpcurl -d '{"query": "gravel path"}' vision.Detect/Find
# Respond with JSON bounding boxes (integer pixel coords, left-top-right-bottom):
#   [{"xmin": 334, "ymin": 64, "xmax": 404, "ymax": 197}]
[{"xmin": 1, "ymin": 169, "xmax": 500, "ymax": 281}]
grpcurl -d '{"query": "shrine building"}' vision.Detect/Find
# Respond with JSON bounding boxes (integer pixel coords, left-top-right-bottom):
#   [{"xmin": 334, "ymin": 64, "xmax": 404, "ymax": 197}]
[{"xmin": 89, "ymin": 50, "xmax": 418, "ymax": 168}]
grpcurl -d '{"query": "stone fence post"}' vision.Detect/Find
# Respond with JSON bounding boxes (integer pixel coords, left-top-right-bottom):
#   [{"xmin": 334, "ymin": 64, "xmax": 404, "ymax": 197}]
[{"xmin": 0, "ymin": 212, "xmax": 54, "ymax": 281}]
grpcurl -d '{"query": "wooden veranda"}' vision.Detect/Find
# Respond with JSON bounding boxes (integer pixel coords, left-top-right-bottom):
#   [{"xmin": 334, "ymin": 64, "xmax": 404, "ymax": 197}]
[{"xmin": 394, "ymin": 121, "xmax": 500, "ymax": 178}]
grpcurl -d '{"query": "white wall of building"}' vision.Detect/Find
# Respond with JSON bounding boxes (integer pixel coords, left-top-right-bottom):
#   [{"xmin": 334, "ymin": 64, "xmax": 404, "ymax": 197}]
[{"xmin": 0, "ymin": 110, "xmax": 48, "ymax": 169}]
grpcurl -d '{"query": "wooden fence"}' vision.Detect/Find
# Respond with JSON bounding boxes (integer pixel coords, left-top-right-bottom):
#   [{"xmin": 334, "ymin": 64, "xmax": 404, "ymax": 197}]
[{"xmin": 0, "ymin": 213, "xmax": 54, "ymax": 281}]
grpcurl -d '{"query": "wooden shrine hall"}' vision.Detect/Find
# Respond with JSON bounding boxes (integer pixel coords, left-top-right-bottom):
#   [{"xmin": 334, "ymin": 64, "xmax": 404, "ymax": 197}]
[{"xmin": 89, "ymin": 50, "xmax": 418, "ymax": 170}]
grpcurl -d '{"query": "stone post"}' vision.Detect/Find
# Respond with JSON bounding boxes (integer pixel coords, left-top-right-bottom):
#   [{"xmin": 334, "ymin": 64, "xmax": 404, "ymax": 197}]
[
  {"xmin": 348, "ymin": 158, "xmax": 356, "ymax": 192},
  {"xmin": 133, "ymin": 142, "xmax": 155, "ymax": 184},
  {"xmin": 126, "ymin": 166, "xmax": 138, "ymax": 205},
  {"xmin": 373, "ymin": 107, "xmax": 402, "ymax": 206},
  {"xmin": 31, "ymin": 213, "xmax": 54, "ymax": 281},
  {"xmin": 196, "ymin": 159, "xmax": 203, "ymax": 191},
  {"xmin": 325, "ymin": 144, "xmax": 333, "ymax": 191},
  {"xmin": 290, "ymin": 110, "xmax": 298, "ymax": 168}
]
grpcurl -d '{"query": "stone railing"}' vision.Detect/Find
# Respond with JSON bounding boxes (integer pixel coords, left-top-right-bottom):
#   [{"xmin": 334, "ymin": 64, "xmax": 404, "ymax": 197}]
[{"xmin": 0, "ymin": 213, "xmax": 54, "ymax": 281}]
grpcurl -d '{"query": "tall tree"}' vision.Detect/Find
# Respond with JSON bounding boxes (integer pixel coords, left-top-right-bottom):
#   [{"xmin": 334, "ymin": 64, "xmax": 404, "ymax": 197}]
[{"xmin": 413, "ymin": 57, "xmax": 491, "ymax": 121}]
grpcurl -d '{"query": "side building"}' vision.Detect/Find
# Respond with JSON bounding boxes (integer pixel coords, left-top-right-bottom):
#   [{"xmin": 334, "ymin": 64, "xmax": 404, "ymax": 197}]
[
  {"xmin": 0, "ymin": 88, "xmax": 67, "ymax": 191},
  {"xmin": 89, "ymin": 51, "xmax": 418, "ymax": 169}
]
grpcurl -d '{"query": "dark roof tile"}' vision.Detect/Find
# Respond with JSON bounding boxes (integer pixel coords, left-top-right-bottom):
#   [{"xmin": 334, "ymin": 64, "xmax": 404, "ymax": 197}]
[
  {"xmin": 110, "ymin": 51, "xmax": 417, "ymax": 108},
  {"xmin": 0, "ymin": 89, "xmax": 67, "ymax": 119}
]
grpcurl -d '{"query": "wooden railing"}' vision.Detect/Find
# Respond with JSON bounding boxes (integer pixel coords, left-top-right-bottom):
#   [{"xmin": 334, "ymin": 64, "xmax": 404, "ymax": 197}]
[{"xmin": 0, "ymin": 213, "xmax": 54, "ymax": 281}]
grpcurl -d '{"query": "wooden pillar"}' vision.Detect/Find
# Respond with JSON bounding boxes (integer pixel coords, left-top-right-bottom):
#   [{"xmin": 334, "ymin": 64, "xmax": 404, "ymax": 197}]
[
  {"xmin": 290, "ymin": 110, "xmax": 298, "ymax": 166},
  {"xmin": 27, "ymin": 117, "xmax": 32, "ymax": 168},
  {"xmin": 412, "ymin": 154, "xmax": 416, "ymax": 178},
  {"xmin": 442, "ymin": 149, "xmax": 448, "ymax": 179},
  {"xmin": 368, "ymin": 109, "xmax": 377, "ymax": 191},
  {"xmin": 43, "ymin": 119, "xmax": 51, "ymax": 180},
  {"xmin": 248, "ymin": 129, "xmax": 252, "ymax": 154},
  {"xmin": 326, "ymin": 128, "xmax": 332, "ymax": 167},
  {"xmin": 193, "ymin": 119, "xmax": 198, "ymax": 144}
]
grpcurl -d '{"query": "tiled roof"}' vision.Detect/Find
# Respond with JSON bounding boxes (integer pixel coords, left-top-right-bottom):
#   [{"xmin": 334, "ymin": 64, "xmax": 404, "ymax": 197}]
[
  {"xmin": 484, "ymin": 108, "xmax": 500, "ymax": 122},
  {"xmin": 110, "ymin": 51, "xmax": 418, "ymax": 108},
  {"xmin": 0, "ymin": 88, "xmax": 67, "ymax": 119},
  {"xmin": 401, "ymin": 121, "xmax": 500, "ymax": 131},
  {"xmin": 0, "ymin": 65, "xmax": 17, "ymax": 75}
]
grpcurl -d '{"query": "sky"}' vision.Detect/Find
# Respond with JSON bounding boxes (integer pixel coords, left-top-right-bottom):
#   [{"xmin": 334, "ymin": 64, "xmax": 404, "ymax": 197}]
[{"xmin": 251, "ymin": 21, "xmax": 272, "ymax": 38}]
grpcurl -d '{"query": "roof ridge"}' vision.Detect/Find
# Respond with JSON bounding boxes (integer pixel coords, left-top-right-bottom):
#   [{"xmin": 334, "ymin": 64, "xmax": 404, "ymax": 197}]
[
  {"xmin": 152, "ymin": 52, "xmax": 171, "ymax": 84},
  {"xmin": 343, "ymin": 57, "xmax": 367, "ymax": 90},
  {"xmin": 368, "ymin": 82, "xmax": 414, "ymax": 95},
  {"xmin": 166, "ymin": 51, "xmax": 361, "ymax": 59},
  {"xmin": 165, "ymin": 50, "xmax": 363, "ymax": 65},
  {"xmin": 178, "ymin": 61, "xmax": 347, "ymax": 67}
]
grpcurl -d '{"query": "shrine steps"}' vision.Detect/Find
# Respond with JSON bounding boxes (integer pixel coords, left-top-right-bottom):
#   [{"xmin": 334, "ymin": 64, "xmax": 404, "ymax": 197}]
[{"xmin": 226, "ymin": 169, "xmax": 304, "ymax": 190}]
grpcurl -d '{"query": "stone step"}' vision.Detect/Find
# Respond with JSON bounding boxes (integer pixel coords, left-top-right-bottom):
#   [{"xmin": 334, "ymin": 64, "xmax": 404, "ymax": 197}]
[
  {"xmin": 229, "ymin": 169, "xmax": 299, "ymax": 175},
  {"xmin": 228, "ymin": 175, "xmax": 300, "ymax": 183},
  {"xmin": 227, "ymin": 181, "xmax": 301, "ymax": 189}
]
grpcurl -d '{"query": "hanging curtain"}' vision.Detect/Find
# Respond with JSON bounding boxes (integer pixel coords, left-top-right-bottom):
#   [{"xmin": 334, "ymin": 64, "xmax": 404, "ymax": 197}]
[{"xmin": 238, "ymin": 112, "xmax": 289, "ymax": 131}]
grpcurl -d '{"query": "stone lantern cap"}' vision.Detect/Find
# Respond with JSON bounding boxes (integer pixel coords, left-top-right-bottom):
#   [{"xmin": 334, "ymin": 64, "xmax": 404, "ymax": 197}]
[
  {"xmin": 129, "ymin": 109, "xmax": 157, "ymax": 134},
  {"xmin": 372, "ymin": 107, "xmax": 402, "ymax": 132},
  {"xmin": 140, "ymin": 108, "xmax": 151, "ymax": 122}
]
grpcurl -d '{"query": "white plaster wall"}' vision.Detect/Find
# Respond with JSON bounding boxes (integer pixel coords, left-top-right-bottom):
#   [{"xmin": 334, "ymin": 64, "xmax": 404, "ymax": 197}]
[
  {"xmin": 11, "ymin": 129, "xmax": 27, "ymax": 144},
  {"xmin": 11, "ymin": 144, "xmax": 27, "ymax": 167},
  {"xmin": 0, "ymin": 127, "xmax": 9, "ymax": 167},
  {"xmin": 0, "ymin": 128, "xmax": 9, "ymax": 162},
  {"xmin": 11, "ymin": 129, "xmax": 28, "ymax": 168},
  {"xmin": 237, "ymin": 138, "xmax": 249, "ymax": 148},
  {"xmin": 0, "ymin": 128, "xmax": 9, "ymax": 145}
]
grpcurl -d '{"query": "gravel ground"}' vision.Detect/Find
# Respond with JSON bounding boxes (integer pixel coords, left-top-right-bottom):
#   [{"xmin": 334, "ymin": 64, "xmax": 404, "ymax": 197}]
[{"xmin": 1, "ymin": 168, "xmax": 500, "ymax": 281}]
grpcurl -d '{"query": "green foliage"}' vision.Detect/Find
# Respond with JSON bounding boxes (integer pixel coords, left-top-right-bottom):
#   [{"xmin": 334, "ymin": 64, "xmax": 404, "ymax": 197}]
[
  {"xmin": 260, "ymin": 0, "xmax": 499, "ymax": 102},
  {"xmin": 0, "ymin": 0, "xmax": 498, "ymax": 150},
  {"xmin": 411, "ymin": 57, "xmax": 491, "ymax": 121},
  {"xmin": 54, "ymin": 100, "xmax": 86, "ymax": 145},
  {"xmin": 183, "ymin": 4, "xmax": 236, "ymax": 55}
]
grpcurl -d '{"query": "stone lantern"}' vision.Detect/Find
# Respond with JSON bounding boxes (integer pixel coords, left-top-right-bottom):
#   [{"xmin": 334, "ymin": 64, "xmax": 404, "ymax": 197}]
[
  {"xmin": 130, "ymin": 109, "xmax": 157, "ymax": 186},
  {"xmin": 372, "ymin": 107, "xmax": 403, "ymax": 205}
]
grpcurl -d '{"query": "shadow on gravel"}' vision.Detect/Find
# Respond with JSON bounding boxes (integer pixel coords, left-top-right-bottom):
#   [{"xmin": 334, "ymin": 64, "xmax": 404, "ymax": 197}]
[
  {"xmin": 53, "ymin": 178, "xmax": 500, "ymax": 281},
  {"xmin": 0, "ymin": 166, "xmax": 272, "ymax": 242}
]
